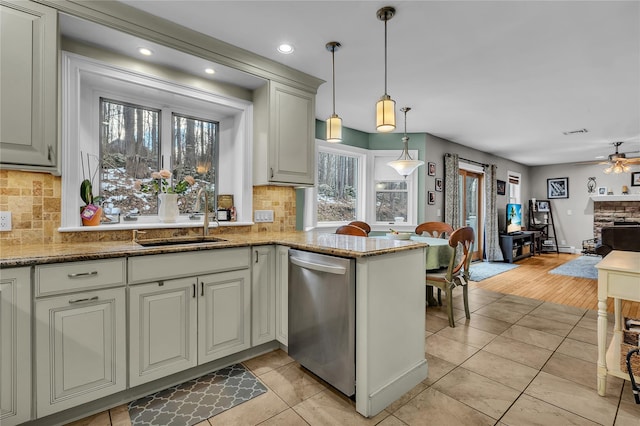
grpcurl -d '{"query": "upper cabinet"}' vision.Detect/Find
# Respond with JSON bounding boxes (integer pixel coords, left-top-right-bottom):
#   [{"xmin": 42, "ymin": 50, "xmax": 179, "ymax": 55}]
[
  {"xmin": 254, "ymin": 81, "xmax": 316, "ymax": 186},
  {"xmin": 0, "ymin": 0, "xmax": 58, "ymax": 174}
]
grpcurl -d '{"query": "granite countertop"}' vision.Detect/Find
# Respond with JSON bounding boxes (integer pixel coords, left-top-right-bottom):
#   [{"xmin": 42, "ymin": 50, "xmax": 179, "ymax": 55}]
[{"xmin": 0, "ymin": 231, "xmax": 426, "ymax": 268}]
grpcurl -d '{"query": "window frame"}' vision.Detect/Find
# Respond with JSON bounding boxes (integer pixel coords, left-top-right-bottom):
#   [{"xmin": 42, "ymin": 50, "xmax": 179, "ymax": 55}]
[{"xmin": 60, "ymin": 51, "xmax": 253, "ymax": 230}]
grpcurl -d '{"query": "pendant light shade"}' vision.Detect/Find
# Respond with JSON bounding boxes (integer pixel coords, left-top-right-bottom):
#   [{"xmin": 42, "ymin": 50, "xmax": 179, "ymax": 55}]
[
  {"xmin": 326, "ymin": 41, "xmax": 342, "ymax": 142},
  {"xmin": 388, "ymin": 107, "xmax": 424, "ymax": 178},
  {"xmin": 376, "ymin": 6, "xmax": 396, "ymax": 132}
]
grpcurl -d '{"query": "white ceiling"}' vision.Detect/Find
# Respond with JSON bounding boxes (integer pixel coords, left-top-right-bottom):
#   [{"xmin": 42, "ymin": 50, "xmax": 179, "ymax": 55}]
[{"xmin": 66, "ymin": 1, "xmax": 640, "ymax": 166}]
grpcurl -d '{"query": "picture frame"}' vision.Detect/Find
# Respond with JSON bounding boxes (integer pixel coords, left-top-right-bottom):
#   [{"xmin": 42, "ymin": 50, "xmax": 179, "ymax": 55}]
[
  {"xmin": 547, "ymin": 177, "xmax": 569, "ymax": 199},
  {"xmin": 435, "ymin": 178, "xmax": 443, "ymax": 192},
  {"xmin": 496, "ymin": 179, "xmax": 506, "ymax": 196},
  {"xmin": 428, "ymin": 191, "xmax": 436, "ymax": 205},
  {"xmin": 428, "ymin": 162, "xmax": 436, "ymax": 176},
  {"xmin": 536, "ymin": 201, "xmax": 550, "ymax": 212},
  {"xmin": 632, "ymin": 172, "xmax": 640, "ymax": 187},
  {"xmin": 596, "ymin": 186, "xmax": 607, "ymax": 195}
]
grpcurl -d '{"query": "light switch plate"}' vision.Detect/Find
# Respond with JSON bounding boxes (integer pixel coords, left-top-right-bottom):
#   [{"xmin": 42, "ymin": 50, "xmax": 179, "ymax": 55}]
[
  {"xmin": 0, "ymin": 211, "xmax": 12, "ymax": 231},
  {"xmin": 254, "ymin": 210, "xmax": 274, "ymax": 223}
]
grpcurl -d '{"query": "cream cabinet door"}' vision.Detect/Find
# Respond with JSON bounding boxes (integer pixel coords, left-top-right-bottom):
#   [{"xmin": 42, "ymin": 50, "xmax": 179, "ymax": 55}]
[
  {"xmin": 275, "ymin": 245, "xmax": 289, "ymax": 346},
  {"xmin": 0, "ymin": 267, "xmax": 31, "ymax": 426},
  {"xmin": 251, "ymin": 246, "xmax": 276, "ymax": 346},
  {"xmin": 0, "ymin": 1, "xmax": 58, "ymax": 171},
  {"xmin": 198, "ymin": 269, "xmax": 251, "ymax": 364},
  {"xmin": 129, "ymin": 279, "xmax": 198, "ymax": 387},
  {"xmin": 35, "ymin": 287, "xmax": 126, "ymax": 417}
]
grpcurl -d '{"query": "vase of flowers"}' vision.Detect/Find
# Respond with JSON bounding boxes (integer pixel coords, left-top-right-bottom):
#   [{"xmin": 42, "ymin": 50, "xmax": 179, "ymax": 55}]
[{"xmin": 138, "ymin": 169, "xmax": 195, "ymax": 223}]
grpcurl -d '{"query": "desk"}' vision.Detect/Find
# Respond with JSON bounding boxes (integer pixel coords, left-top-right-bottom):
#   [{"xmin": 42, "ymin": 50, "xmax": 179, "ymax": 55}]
[{"xmin": 595, "ymin": 251, "xmax": 640, "ymax": 396}]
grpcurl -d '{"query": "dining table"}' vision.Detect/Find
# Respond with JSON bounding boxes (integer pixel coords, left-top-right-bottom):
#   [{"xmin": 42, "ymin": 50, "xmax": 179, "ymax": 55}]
[{"xmin": 375, "ymin": 234, "xmax": 453, "ymax": 306}]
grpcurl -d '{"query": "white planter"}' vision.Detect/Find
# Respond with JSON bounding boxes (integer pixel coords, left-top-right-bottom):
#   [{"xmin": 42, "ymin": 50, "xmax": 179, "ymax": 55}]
[{"xmin": 158, "ymin": 193, "xmax": 179, "ymax": 222}]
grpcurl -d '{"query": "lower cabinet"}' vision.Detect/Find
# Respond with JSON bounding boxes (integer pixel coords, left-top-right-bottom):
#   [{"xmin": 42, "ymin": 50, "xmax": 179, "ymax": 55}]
[
  {"xmin": 1, "ymin": 267, "xmax": 31, "ymax": 426},
  {"xmin": 35, "ymin": 286, "xmax": 127, "ymax": 417},
  {"xmin": 129, "ymin": 268, "xmax": 251, "ymax": 386},
  {"xmin": 275, "ymin": 245, "xmax": 289, "ymax": 346},
  {"xmin": 252, "ymin": 246, "xmax": 276, "ymax": 346}
]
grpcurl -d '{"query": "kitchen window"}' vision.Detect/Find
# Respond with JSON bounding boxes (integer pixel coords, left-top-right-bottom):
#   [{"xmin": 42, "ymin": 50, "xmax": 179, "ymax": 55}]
[
  {"xmin": 316, "ymin": 146, "xmax": 362, "ymax": 223},
  {"xmin": 60, "ymin": 51, "xmax": 251, "ymax": 229}
]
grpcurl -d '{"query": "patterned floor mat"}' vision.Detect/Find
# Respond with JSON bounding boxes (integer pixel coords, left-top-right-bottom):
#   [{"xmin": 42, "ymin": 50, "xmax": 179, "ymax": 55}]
[{"xmin": 128, "ymin": 364, "xmax": 267, "ymax": 426}]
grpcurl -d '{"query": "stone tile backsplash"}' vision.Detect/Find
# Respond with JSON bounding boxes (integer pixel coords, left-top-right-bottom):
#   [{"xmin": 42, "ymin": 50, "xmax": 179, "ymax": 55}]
[{"xmin": 0, "ymin": 170, "xmax": 296, "ymax": 246}]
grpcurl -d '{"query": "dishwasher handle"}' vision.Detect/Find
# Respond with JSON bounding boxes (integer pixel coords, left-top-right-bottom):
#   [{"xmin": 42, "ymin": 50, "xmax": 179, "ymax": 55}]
[{"xmin": 290, "ymin": 256, "xmax": 347, "ymax": 275}]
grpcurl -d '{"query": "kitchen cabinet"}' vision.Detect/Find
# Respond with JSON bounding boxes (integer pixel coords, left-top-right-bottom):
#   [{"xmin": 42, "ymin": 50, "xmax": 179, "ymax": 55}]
[
  {"xmin": 0, "ymin": 267, "xmax": 31, "ymax": 426},
  {"xmin": 253, "ymin": 81, "xmax": 316, "ymax": 186},
  {"xmin": 275, "ymin": 245, "xmax": 289, "ymax": 346},
  {"xmin": 128, "ymin": 248, "xmax": 251, "ymax": 386},
  {"xmin": 251, "ymin": 246, "xmax": 276, "ymax": 346},
  {"xmin": 0, "ymin": 0, "xmax": 58, "ymax": 173}
]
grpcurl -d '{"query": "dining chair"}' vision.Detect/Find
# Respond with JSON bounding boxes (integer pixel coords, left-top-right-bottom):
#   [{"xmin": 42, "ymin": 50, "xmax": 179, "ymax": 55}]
[
  {"xmin": 348, "ymin": 221, "xmax": 371, "ymax": 235},
  {"xmin": 415, "ymin": 221, "xmax": 454, "ymax": 238},
  {"xmin": 426, "ymin": 226, "xmax": 475, "ymax": 327},
  {"xmin": 335, "ymin": 224, "xmax": 368, "ymax": 237}
]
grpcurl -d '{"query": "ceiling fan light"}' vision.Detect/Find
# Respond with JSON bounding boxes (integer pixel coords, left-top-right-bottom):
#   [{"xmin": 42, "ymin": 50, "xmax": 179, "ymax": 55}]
[
  {"xmin": 603, "ymin": 166, "xmax": 612, "ymax": 174},
  {"xmin": 326, "ymin": 114, "xmax": 343, "ymax": 143},
  {"xmin": 623, "ymin": 164, "xmax": 631, "ymax": 173},
  {"xmin": 376, "ymin": 95, "xmax": 396, "ymax": 132}
]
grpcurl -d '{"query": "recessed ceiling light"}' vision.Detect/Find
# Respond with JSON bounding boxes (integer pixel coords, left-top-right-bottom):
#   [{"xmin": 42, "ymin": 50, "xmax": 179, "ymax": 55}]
[
  {"xmin": 595, "ymin": 155, "xmax": 606, "ymax": 159},
  {"xmin": 138, "ymin": 47, "xmax": 153, "ymax": 56},
  {"xmin": 277, "ymin": 43, "xmax": 294, "ymax": 54},
  {"xmin": 205, "ymin": 68, "xmax": 215, "ymax": 75}
]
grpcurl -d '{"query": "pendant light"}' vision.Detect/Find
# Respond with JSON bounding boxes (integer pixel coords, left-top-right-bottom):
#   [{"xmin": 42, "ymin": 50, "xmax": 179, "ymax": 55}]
[
  {"xmin": 388, "ymin": 107, "xmax": 424, "ymax": 177},
  {"xmin": 376, "ymin": 6, "xmax": 396, "ymax": 132},
  {"xmin": 326, "ymin": 41, "xmax": 342, "ymax": 143}
]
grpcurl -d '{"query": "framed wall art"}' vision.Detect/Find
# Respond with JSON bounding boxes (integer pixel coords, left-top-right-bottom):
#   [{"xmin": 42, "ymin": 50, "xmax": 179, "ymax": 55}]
[
  {"xmin": 632, "ymin": 171, "xmax": 640, "ymax": 187},
  {"xmin": 596, "ymin": 187, "xmax": 607, "ymax": 195},
  {"xmin": 428, "ymin": 191, "xmax": 436, "ymax": 205},
  {"xmin": 547, "ymin": 177, "xmax": 569, "ymax": 199},
  {"xmin": 428, "ymin": 162, "xmax": 436, "ymax": 176},
  {"xmin": 435, "ymin": 178, "xmax": 443, "ymax": 192},
  {"xmin": 496, "ymin": 179, "xmax": 506, "ymax": 195}
]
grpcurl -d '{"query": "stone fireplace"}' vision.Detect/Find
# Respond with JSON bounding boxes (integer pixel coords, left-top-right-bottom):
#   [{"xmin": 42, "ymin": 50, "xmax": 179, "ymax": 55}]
[{"xmin": 592, "ymin": 196, "xmax": 640, "ymax": 240}]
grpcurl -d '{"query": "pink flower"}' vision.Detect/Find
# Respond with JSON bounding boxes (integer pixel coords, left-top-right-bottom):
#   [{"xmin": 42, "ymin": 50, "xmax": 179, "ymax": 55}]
[
  {"xmin": 151, "ymin": 172, "xmax": 162, "ymax": 179},
  {"xmin": 158, "ymin": 169, "xmax": 172, "ymax": 179},
  {"xmin": 184, "ymin": 176, "xmax": 195, "ymax": 186}
]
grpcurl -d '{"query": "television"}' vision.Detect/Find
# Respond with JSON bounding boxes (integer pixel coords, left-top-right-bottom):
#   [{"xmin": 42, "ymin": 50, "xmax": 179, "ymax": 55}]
[{"xmin": 506, "ymin": 203, "xmax": 523, "ymax": 234}]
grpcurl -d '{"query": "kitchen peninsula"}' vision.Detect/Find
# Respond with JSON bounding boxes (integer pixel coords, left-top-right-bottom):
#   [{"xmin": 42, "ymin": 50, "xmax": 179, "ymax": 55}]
[{"xmin": 0, "ymin": 231, "xmax": 427, "ymax": 425}]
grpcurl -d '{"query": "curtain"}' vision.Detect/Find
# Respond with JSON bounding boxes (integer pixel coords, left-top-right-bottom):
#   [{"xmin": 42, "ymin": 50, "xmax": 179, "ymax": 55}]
[
  {"xmin": 444, "ymin": 153, "xmax": 461, "ymax": 228},
  {"xmin": 484, "ymin": 164, "xmax": 503, "ymax": 261}
]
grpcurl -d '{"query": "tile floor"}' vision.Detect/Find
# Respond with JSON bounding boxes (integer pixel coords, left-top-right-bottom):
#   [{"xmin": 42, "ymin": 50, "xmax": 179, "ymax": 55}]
[{"xmin": 71, "ymin": 287, "xmax": 640, "ymax": 426}]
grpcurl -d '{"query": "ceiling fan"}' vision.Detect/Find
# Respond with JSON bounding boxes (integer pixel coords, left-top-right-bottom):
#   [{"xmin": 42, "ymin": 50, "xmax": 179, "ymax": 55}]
[{"xmin": 580, "ymin": 141, "xmax": 640, "ymax": 173}]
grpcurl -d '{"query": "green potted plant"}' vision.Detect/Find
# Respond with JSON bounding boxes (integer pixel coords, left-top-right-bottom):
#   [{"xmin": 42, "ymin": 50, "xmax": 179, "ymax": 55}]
[{"xmin": 79, "ymin": 153, "xmax": 103, "ymax": 226}]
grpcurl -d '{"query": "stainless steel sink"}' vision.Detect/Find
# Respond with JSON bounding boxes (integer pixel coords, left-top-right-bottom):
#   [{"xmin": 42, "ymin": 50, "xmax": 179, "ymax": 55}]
[{"xmin": 136, "ymin": 236, "xmax": 227, "ymax": 247}]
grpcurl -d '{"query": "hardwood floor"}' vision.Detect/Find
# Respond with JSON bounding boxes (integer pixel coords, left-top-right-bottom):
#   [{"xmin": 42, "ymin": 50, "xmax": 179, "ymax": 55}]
[{"xmin": 470, "ymin": 253, "xmax": 640, "ymax": 318}]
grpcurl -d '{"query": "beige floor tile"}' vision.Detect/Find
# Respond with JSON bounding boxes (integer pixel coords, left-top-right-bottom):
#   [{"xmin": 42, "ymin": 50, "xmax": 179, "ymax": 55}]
[
  {"xmin": 491, "ymin": 299, "xmax": 539, "ymax": 315},
  {"xmin": 432, "ymin": 367, "xmax": 520, "ymax": 419},
  {"xmin": 109, "ymin": 404, "xmax": 132, "ymax": 426},
  {"xmin": 193, "ymin": 421, "xmax": 212, "ymax": 426},
  {"xmin": 501, "ymin": 394, "xmax": 599, "ymax": 426},
  {"xmin": 209, "ymin": 390, "xmax": 289, "ymax": 425},
  {"xmin": 469, "ymin": 288, "xmax": 505, "ymax": 300},
  {"xmin": 465, "ymin": 314, "xmax": 513, "ymax": 335},
  {"xmin": 425, "ymin": 313, "xmax": 450, "ymax": 333},
  {"xmin": 538, "ymin": 301, "xmax": 588, "ymax": 317},
  {"xmin": 528, "ymin": 304, "xmax": 584, "ymax": 326},
  {"xmin": 259, "ymin": 362, "xmax": 326, "ymax": 407},
  {"xmin": 452, "ymin": 292, "xmax": 497, "ymax": 311},
  {"xmin": 393, "ymin": 387, "xmax": 495, "ymax": 426},
  {"xmin": 292, "ymin": 389, "xmax": 389, "ymax": 425},
  {"xmin": 425, "ymin": 334, "xmax": 480, "ymax": 365},
  {"xmin": 65, "ymin": 411, "xmax": 112, "ymax": 426},
  {"xmin": 243, "ymin": 349, "xmax": 295, "ymax": 377},
  {"xmin": 616, "ymin": 382, "xmax": 640, "ymax": 426},
  {"xmin": 376, "ymin": 415, "xmax": 408, "ymax": 426},
  {"xmin": 500, "ymin": 294, "xmax": 544, "ymax": 307},
  {"xmin": 516, "ymin": 314, "xmax": 575, "ymax": 337},
  {"xmin": 423, "ymin": 354, "xmax": 457, "ymax": 386},
  {"xmin": 461, "ymin": 350, "xmax": 539, "ymax": 391},
  {"xmin": 556, "ymin": 338, "xmax": 598, "ymax": 363},
  {"xmin": 474, "ymin": 303, "xmax": 527, "ymax": 324},
  {"xmin": 435, "ymin": 324, "xmax": 498, "ymax": 348},
  {"xmin": 577, "ymin": 313, "xmax": 615, "ymax": 333},
  {"xmin": 483, "ymin": 335, "xmax": 553, "ymax": 369},
  {"xmin": 500, "ymin": 324, "xmax": 564, "ymax": 351},
  {"xmin": 385, "ymin": 381, "xmax": 429, "ymax": 414},
  {"xmin": 257, "ymin": 408, "xmax": 309, "ymax": 425},
  {"xmin": 524, "ymin": 371, "xmax": 620, "ymax": 425},
  {"xmin": 425, "ymin": 304, "xmax": 468, "ymax": 323},
  {"xmin": 567, "ymin": 325, "xmax": 598, "ymax": 345},
  {"xmin": 542, "ymin": 352, "xmax": 624, "ymax": 391}
]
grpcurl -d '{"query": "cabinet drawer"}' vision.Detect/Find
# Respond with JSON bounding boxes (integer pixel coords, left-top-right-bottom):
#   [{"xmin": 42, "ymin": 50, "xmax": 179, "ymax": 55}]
[
  {"xmin": 128, "ymin": 247, "xmax": 250, "ymax": 284},
  {"xmin": 35, "ymin": 259, "xmax": 126, "ymax": 297}
]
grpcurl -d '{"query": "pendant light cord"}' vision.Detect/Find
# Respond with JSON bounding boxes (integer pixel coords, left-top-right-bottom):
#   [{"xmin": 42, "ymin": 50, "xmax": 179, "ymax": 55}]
[
  {"xmin": 332, "ymin": 47, "xmax": 336, "ymax": 115},
  {"xmin": 384, "ymin": 18, "xmax": 388, "ymax": 96}
]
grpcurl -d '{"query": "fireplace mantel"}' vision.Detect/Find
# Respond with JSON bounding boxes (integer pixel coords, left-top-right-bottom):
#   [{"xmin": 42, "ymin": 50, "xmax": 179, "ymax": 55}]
[{"xmin": 591, "ymin": 195, "xmax": 640, "ymax": 202}]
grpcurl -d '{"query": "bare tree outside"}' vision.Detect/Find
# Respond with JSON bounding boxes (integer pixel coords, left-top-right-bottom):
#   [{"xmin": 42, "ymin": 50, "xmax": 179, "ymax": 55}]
[{"xmin": 317, "ymin": 151, "xmax": 358, "ymax": 222}]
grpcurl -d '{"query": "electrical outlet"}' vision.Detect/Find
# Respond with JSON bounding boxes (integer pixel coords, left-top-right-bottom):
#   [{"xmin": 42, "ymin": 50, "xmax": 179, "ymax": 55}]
[
  {"xmin": 0, "ymin": 211, "xmax": 12, "ymax": 231},
  {"xmin": 254, "ymin": 210, "xmax": 274, "ymax": 223}
]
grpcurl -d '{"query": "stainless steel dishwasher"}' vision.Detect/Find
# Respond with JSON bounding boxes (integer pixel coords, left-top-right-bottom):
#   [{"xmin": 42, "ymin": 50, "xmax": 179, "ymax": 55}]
[{"xmin": 288, "ymin": 248, "xmax": 356, "ymax": 396}]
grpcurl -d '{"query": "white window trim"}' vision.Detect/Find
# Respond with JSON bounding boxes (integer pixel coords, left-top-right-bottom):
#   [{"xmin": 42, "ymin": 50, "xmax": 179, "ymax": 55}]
[
  {"xmin": 60, "ymin": 51, "xmax": 253, "ymax": 231},
  {"xmin": 304, "ymin": 141, "xmax": 419, "ymax": 231}
]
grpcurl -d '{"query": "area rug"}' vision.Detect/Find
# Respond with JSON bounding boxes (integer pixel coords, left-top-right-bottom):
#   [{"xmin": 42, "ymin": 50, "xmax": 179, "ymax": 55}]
[
  {"xmin": 469, "ymin": 262, "xmax": 519, "ymax": 281},
  {"xmin": 548, "ymin": 255, "xmax": 601, "ymax": 280},
  {"xmin": 128, "ymin": 364, "xmax": 267, "ymax": 426}
]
